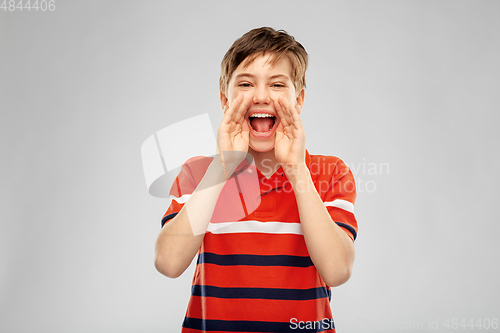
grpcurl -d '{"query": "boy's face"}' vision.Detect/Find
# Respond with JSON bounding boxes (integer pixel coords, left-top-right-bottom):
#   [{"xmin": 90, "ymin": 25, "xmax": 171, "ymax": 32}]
[{"xmin": 220, "ymin": 53, "xmax": 305, "ymax": 153}]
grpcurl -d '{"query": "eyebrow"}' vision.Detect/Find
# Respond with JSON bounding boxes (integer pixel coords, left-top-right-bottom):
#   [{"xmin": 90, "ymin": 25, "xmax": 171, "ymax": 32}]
[{"xmin": 235, "ymin": 73, "xmax": 291, "ymax": 81}]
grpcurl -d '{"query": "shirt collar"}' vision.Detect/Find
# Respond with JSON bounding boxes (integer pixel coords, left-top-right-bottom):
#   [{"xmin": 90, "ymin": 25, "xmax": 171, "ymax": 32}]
[{"xmin": 233, "ymin": 153, "xmax": 255, "ymax": 174}]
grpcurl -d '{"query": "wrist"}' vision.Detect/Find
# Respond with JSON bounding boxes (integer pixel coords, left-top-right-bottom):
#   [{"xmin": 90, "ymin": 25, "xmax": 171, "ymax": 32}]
[
  {"xmin": 209, "ymin": 151, "xmax": 248, "ymax": 180},
  {"xmin": 283, "ymin": 163, "xmax": 312, "ymax": 190}
]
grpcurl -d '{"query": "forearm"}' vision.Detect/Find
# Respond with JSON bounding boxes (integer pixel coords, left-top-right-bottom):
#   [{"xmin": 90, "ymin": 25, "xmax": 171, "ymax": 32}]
[
  {"xmin": 286, "ymin": 163, "xmax": 355, "ymax": 287},
  {"xmin": 155, "ymin": 154, "xmax": 243, "ymax": 278}
]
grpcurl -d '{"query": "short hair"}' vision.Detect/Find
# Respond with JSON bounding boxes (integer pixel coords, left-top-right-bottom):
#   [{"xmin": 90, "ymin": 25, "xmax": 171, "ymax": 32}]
[{"xmin": 219, "ymin": 27, "xmax": 308, "ymax": 97}]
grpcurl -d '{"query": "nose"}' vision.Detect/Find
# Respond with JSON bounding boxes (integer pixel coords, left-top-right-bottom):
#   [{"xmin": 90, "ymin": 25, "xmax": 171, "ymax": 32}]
[{"xmin": 252, "ymin": 85, "xmax": 271, "ymax": 105}]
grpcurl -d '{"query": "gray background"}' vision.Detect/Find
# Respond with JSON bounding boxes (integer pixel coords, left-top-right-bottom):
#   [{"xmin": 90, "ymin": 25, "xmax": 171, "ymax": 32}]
[{"xmin": 1, "ymin": 1, "xmax": 499, "ymax": 332}]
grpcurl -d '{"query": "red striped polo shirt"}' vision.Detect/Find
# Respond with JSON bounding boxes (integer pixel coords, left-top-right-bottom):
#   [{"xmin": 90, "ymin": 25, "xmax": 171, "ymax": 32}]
[{"xmin": 161, "ymin": 150, "xmax": 358, "ymax": 333}]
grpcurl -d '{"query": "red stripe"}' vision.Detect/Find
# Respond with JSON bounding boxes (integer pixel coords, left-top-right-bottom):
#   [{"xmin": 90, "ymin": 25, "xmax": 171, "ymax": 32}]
[
  {"xmin": 202, "ymin": 233, "xmax": 309, "ymax": 256},
  {"xmin": 327, "ymin": 207, "xmax": 358, "ymax": 230},
  {"xmin": 185, "ymin": 296, "xmax": 333, "ymax": 322},
  {"xmin": 196, "ymin": 264, "xmax": 325, "ymax": 289}
]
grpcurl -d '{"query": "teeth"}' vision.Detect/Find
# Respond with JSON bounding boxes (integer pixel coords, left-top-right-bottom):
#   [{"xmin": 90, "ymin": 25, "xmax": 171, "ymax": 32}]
[{"xmin": 250, "ymin": 113, "xmax": 274, "ymax": 118}]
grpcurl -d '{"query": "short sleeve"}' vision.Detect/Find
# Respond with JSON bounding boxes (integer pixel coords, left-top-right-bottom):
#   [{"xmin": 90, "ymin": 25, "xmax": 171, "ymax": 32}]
[
  {"xmin": 160, "ymin": 156, "xmax": 212, "ymax": 228},
  {"xmin": 322, "ymin": 158, "xmax": 358, "ymax": 241}
]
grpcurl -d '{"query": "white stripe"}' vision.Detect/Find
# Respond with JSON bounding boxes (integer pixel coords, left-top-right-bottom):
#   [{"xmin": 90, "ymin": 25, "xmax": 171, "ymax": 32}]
[
  {"xmin": 324, "ymin": 199, "xmax": 354, "ymax": 214},
  {"xmin": 207, "ymin": 221, "xmax": 303, "ymax": 235},
  {"xmin": 167, "ymin": 194, "xmax": 192, "ymax": 205}
]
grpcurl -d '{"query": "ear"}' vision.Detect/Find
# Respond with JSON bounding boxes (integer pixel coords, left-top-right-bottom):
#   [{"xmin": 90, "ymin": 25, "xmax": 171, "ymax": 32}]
[
  {"xmin": 295, "ymin": 88, "xmax": 305, "ymax": 114},
  {"xmin": 220, "ymin": 91, "xmax": 228, "ymax": 110}
]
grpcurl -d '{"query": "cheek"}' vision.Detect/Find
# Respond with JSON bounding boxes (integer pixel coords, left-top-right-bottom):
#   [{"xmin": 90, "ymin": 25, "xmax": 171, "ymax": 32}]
[
  {"xmin": 269, "ymin": 91, "xmax": 289, "ymax": 102},
  {"xmin": 228, "ymin": 87, "xmax": 249, "ymax": 102},
  {"xmin": 226, "ymin": 92, "xmax": 239, "ymax": 106},
  {"xmin": 226, "ymin": 84, "xmax": 239, "ymax": 104},
  {"xmin": 271, "ymin": 91, "xmax": 296, "ymax": 105}
]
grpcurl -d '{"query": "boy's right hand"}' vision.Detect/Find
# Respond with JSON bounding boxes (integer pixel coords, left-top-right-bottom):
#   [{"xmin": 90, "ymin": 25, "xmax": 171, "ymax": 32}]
[{"xmin": 217, "ymin": 93, "xmax": 251, "ymax": 155}]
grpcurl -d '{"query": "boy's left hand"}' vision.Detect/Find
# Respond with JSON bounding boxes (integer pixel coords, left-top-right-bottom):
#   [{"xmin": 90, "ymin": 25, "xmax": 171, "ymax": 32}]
[{"xmin": 274, "ymin": 96, "xmax": 306, "ymax": 173}]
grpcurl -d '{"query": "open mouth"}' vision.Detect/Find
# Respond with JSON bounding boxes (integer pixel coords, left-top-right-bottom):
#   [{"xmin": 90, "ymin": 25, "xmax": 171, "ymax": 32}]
[{"xmin": 249, "ymin": 114, "xmax": 277, "ymax": 134}]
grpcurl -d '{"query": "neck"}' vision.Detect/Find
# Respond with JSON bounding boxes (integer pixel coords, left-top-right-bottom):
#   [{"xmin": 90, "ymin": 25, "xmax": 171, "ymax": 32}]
[{"xmin": 248, "ymin": 147, "xmax": 279, "ymax": 178}]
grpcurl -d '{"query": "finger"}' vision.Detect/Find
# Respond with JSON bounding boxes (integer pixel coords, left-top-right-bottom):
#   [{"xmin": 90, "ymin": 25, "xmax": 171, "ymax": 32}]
[
  {"xmin": 230, "ymin": 94, "xmax": 245, "ymax": 122},
  {"xmin": 275, "ymin": 119, "xmax": 284, "ymax": 133},
  {"xmin": 222, "ymin": 93, "xmax": 243, "ymax": 125},
  {"xmin": 291, "ymin": 102, "xmax": 302, "ymax": 120},
  {"xmin": 240, "ymin": 120, "xmax": 250, "ymax": 143},
  {"xmin": 281, "ymin": 97, "xmax": 304, "ymax": 134},
  {"xmin": 221, "ymin": 105, "xmax": 230, "ymax": 121},
  {"xmin": 274, "ymin": 121, "xmax": 285, "ymax": 144},
  {"xmin": 241, "ymin": 116, "xmax": 250, "ymax": 133},
  {"xmin": 233, "ymin": 93, "xmax": 251, "ymax": 125},
  {"xmin": 274, "ymin": 98, "xmax": 290, "ymax": 128},
  {"xmin": 222, "ymin": 94, "xmax": 245, "ymax": 135},
  {"xmin": 274, "ymin": 123, "xmax": 284, "ymax": 143},
  {"xmin": 279, "ymin": 96, "xmax": 294, "ymax": 126},
  {"xmin": 232, "ymin": 122, "xmax": 241, "ymax": 135},
  {"xmin": 290, "ymin": 103, "xmax": 304, "ymax": 131}
]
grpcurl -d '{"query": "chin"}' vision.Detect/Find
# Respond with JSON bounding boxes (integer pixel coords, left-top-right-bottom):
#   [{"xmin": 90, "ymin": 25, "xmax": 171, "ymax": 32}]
[{"xmin": 249, "ymin": 139, "xmax": 275, "ymax": 153}]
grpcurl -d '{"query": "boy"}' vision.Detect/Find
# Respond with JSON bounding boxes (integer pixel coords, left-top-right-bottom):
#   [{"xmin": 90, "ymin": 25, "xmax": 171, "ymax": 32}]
[{"xmin": 155, "ymin": 27, "xmax": 358, "ymax": 332}]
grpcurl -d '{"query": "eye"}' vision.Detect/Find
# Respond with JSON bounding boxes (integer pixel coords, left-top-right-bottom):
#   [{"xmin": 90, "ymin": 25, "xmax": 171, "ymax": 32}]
[
  {"xmin": 272, "ymin": 83, "xmax": 285, "ymax": 88},
  {"xmin": 238, "ymin": 82, "xmax": 251, "ymax": 87}
]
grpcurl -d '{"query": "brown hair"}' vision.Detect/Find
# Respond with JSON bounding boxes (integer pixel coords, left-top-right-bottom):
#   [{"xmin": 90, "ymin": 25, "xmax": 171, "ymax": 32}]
[{"xmin": 219, "ymin": 27, "xmax": 308, "ymax": 97}]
